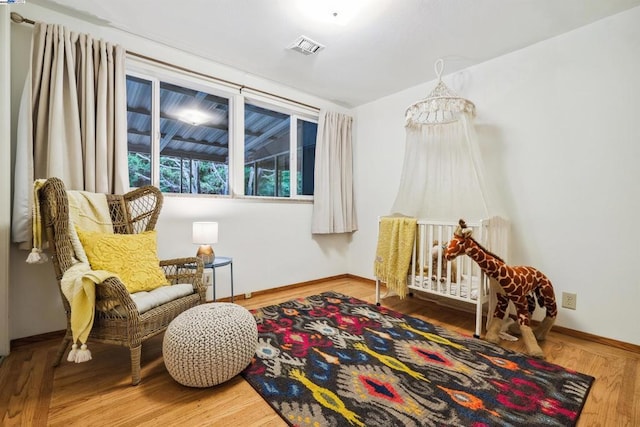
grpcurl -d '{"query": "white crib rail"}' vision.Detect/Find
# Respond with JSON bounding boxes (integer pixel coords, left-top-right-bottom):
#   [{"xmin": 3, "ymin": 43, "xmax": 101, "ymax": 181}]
[{"xmin": 375, "ymin": 218, "xmax": 491, "ymax": 338}]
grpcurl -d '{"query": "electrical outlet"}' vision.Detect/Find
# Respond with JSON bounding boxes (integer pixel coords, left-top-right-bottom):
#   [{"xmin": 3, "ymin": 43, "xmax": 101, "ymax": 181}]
[
  {"xmin": 561, "ymin": 292, "xmax": 577, "ymax": 310},
  {"xmin": 245, "ymin": 292, "xmax": 252, "ymax": 299}
]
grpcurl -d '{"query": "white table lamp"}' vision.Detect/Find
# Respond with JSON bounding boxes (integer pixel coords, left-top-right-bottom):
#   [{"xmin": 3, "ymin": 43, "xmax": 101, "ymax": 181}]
[{"xmin": 192, "ymin": 221, "xmax": 218, "ymax": 264}]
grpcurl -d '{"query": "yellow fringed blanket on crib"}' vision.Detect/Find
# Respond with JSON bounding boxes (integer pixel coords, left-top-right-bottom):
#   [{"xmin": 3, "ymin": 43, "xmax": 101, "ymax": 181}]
[{"xmin": 374, "ymin": 217, "xmax": 417, "ymax": 299}]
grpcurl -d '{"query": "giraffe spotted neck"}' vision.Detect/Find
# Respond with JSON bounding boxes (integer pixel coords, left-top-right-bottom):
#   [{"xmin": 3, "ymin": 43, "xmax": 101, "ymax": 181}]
[
  {"xmin": 458, "ymin": 237, "xmax": 504, "ymax": 280},
  {"xmin": 445, "ymin": 220, "xmax": 518, "ymax": 293}
]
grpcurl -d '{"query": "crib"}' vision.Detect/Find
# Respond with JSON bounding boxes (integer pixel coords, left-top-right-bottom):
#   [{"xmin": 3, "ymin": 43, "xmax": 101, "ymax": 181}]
[{"xmin": 375, "ymin": 219, "xmax": 494, "ymax": 338}]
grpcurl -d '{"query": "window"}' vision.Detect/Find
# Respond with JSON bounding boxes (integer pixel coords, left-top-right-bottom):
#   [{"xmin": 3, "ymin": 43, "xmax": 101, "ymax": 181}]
[
  {"xmin": 126, "ymin": 74, "xmax": 230, "ymax": 194},
  {"xmin": 244, "ymin": 102, "xmax": 317, "ymax": 198},
  {"xmin": 126, "ymin": 75, "xmax": 152, "ymax": 188},
  {"xmin": 126, "ymin": 65, "xmax": 318, "ymax": 200},
  {"xmin": 297, "ymin": 119, "xmax": 317, "ymax": 196}
]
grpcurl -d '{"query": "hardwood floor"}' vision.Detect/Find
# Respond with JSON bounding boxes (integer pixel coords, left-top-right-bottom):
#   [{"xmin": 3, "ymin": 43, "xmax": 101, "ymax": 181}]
[{"xmin": 1, "ymin": 277, "xmax": 638, "ymax": 426}]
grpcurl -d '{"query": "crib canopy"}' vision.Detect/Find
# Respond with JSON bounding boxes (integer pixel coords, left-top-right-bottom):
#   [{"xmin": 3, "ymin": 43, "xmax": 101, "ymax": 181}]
[
  {"xmin": 389, "ymin": 61, "xmax": 509, "ymax": 325},
  {"xmin": 390, "ymin": 59, "xmax": 503, "ymax": 224}
]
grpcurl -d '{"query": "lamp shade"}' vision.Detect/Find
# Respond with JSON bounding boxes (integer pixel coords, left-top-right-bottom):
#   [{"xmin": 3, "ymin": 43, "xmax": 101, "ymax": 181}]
[{"xmin": 192, "ymin": 222, "xmax": 218, "ymax": 244}]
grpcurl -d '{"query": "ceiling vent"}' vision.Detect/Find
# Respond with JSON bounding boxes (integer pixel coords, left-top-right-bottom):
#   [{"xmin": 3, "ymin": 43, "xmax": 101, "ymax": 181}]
[{"xmin": 288, "ymin": 35, "xmax": 325, "ymax": 55}]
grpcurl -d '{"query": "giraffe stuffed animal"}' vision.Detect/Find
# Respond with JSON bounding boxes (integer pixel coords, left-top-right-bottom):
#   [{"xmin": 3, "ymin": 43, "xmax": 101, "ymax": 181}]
[{"xmin": 444, "ymin": 219, "xmax": 557, "ymax": 358}]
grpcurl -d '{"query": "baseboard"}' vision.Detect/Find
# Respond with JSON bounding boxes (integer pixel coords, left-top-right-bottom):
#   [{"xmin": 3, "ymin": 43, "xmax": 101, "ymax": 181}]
[
  {"xmin": 11, "ymin": 274, "xmax": 640, "ymax": 355},
  {"xmin": 212, "ymin": 274, "xmax": 352, "ymax": 303},
  {"xmin": 549, "ymin": 325, "xmax": 640, "ymax": 354},
  {"xmin": 10, "ymin": 330, "xmax": 66, "ymax": 350},
  {"xmin": 347, "ymin": 274, "xmax": 376, "ymax": 285},
  {"xmin": 348, "ymin": 274, "xmax": 640, "ymax": 355}
]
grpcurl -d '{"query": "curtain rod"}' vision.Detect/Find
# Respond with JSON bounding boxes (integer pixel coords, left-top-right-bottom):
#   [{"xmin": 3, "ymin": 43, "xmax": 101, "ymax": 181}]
[{"xmin": 9, "ymin": 12, "xmax": 320, "ymax": 113}]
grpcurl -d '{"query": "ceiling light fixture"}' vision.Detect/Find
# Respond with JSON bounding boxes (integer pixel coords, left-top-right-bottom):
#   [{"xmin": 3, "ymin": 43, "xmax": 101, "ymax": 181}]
[{"xmin": 178, "ymin": 109, "xmax": 211, "ymax": 126}]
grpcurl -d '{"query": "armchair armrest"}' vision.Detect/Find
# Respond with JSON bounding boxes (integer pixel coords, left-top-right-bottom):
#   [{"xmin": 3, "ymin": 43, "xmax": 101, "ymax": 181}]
[
  {"xmin": 94, "ymin": 276, "xmax": 139, "ymax": 316},
  {"xmin": 160, "ymin": 257, "xmax": 206, "ymax": 302}
]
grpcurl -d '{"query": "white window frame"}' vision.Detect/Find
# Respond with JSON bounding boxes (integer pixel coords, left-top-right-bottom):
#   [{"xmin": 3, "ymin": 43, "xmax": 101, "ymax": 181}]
[
  {"xmin": 240, "ymin": 94, "xmax": 318, "ymax": 201},
  {"xmin": 126, "ymin": 59, "xmax": 236, "ymax": 196},
  {"xmin": 126, "ymin": 58, "xmax": 318, "ymax": 201}
]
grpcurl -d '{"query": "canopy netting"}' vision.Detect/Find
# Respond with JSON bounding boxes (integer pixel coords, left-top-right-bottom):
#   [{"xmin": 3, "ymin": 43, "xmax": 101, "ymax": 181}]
[
  {"xmin": 391, "ymin": 60, "xmax": 499, "ymax": 222},
  {"xmin": 389, "ymin": 60, "xmax": 510, "ymax": 323}
]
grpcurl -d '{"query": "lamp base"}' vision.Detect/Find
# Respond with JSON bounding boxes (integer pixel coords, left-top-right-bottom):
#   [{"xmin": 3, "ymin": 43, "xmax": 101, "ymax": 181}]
[{"xmin": 196, "ymin": 245, "xmax": 215, "ymax": 265}]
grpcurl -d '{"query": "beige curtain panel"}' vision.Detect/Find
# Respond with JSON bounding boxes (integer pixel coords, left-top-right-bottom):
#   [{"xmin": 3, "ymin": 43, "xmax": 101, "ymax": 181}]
[
  {"xmin": 12, "ymin": 22, "xmax": 129, "ymax": 245},
  {"xmin": 311, "ymin": 111, "xmax": 358, "ymax": 234}
]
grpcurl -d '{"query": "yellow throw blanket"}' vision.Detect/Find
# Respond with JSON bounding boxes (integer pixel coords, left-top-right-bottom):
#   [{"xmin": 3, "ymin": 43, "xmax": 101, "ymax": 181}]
[
  {"xmin": 27, "ymin": 182, "xmax": 114, "ymax": 264},
  {"xmin": 67, "ymin": 190, "xmax": 113, "ymax": 264},
  {"xmin": 374, "ymin": 217, "xmax": 417, "ymax": 299},
  {"xmin": 25, "ymin": 179, "xmax": 48, "ymax": 264},
  {"xmin": 67, "ymin": 190, "xmax": 113, "ymax": 233},
  {"xmin": 63, "ymin": 190, "xmax": 114, "ymax": 362},
  {"xmin": 28, "ymin": 180, "xmax": 116, "ymax": 363},
  {"xmin": 61, "ymin": 263, "xmax": 117, "ymax": 362}
]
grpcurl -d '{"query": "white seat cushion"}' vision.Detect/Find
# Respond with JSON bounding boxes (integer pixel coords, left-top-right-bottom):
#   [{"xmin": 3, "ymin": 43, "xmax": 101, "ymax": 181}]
[
  {"xmin": 109, "ymin": 283, "xmax": 195, "ymax": 315},
  {"xmin": 132, "ymin": 283, "xmax": 195, "ymax": 313}
]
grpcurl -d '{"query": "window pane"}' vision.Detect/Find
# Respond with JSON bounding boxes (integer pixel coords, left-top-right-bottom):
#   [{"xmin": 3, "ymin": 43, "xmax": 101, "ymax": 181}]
[
  {"xmin": 297, "ymin": 120, "xmax": 317, "ymax": 196},
  {"xmin": 257, "ymin": 158, "xmax": 276, "ymax": 196},
  {"xmin": 181, "ymin": 158, "xmax": 191, "ymax": 193},
  {"xmin": 197, "ymin": 160, "xmax": 228, "ymax": 195},
  {"xmin": 245, "ymin": 164, "xmax": 256, "ymax": 195},
  {"xmin": 126, "ymin": 75, "xmax": 152, "ymax": 187},
  {"xmin": 159, "ymin": 81, "xmax": 229, "ymax": 194},
  {"xmin": 245, "ymin": 103, "xmax": 290, "ymax": 197},
  {"xmin": 159, "ymin": 155, "xmax": 182, "ymax": 193},
  {"xmin": 277, "ymin": 154, "xmax": 290, "ymax": 197}
]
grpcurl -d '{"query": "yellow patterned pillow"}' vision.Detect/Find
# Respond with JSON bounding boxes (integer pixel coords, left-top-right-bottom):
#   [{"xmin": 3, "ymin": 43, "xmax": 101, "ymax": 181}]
[{"xmin": 76, "ymin": 229, "xmax": 167, "ymax": 293}]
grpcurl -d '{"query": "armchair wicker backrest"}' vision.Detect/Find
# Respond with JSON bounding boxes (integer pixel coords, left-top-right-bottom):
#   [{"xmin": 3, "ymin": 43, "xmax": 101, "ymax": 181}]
[
  {"xmin": 38, "ymin": 177, "xmax": 205, "ymax": 385},
  {"xmin": 41, "ymin": 178, "xmax": 163, "ymax": 281}
]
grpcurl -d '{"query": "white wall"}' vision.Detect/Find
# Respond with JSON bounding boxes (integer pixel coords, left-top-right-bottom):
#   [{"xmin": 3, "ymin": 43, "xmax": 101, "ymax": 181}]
[
  {"xmin": 349, "ymin": 6, "xmax": 640, "ymax": 346},
  {"xmin": 156, "ymin": 198, "xmax": 351, "ymax": 299},
  {"xmin": 8, "ymin": 3, "xmax": 350, "ymax": 339}
]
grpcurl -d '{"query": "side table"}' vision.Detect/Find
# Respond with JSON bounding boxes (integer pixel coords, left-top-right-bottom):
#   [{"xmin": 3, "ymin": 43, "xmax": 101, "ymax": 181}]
[{"xmin": 204, "ymin": 256, "xmax": 234, "ymax": 302}]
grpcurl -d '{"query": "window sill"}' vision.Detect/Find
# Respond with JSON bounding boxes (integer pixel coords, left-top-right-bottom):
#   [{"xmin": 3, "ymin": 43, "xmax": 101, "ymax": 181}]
[
  {"xmin": 162, "ymin": 192, "xmax": 313, "ymax": 203},
  {"xmin": 233, "ymin": 195, "xmax": 313, "ymax": 204}
]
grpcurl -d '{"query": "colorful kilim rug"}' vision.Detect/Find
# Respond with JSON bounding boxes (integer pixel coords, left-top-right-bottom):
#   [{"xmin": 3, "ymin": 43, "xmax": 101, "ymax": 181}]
[{"xmin": 241, "ymin": 292, "xmax": 595, "ymax": 427}]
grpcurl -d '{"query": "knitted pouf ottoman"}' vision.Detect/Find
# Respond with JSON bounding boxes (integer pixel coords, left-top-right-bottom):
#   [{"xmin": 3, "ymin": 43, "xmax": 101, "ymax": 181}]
[{"xmin": 163, "ymin": 303, "xmax": 258, "ymax": 387}]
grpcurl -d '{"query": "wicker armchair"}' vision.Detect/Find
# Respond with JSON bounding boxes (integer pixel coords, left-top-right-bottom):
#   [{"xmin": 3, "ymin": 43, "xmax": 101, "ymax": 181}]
[{"xmin": 38, "ymin": 177, "xmax": 205, "ymax": 385}]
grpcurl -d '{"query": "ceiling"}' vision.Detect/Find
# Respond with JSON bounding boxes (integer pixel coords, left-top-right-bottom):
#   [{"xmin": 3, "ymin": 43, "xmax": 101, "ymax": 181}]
[{"xmin": 28, "ymin": 0, "xmax": 640, "ymax": 108}]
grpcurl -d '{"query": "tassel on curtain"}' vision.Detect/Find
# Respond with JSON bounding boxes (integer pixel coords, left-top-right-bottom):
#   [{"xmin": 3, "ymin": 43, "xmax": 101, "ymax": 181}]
[
  {"xmin": 311, "ymin": 111, "xmax": 358, "ymax": 234},
  {"xmin": 12, "ymin": 21, "xmax": 129, "ymax": 248}
]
